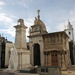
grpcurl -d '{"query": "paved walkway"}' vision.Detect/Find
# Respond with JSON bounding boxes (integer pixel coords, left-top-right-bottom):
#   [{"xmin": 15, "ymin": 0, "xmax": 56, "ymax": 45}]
[
  {"xmin": 62, "ymin": 65, "xmax": 75, "ymax": 75},
  {"xmin": 0, "ymin": 65, "xmax": 75, "ymax": 75}
]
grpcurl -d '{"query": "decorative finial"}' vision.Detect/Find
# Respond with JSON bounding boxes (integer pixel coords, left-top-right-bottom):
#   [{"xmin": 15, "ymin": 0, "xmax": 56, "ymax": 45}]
[
  {"xmin": 17, "ymin": 19, "xmax": 24, "ymax": 25},
  {"xmin": 37, "ymin": 9, "xmax": 40, "ymax": 20},
  {"xmin": 68, "ymin": 19, "xmax": 71, "ymax": 25},
  {"xmin": 37, "ymin": 9, "xmax": 40, "ymax": 15}
]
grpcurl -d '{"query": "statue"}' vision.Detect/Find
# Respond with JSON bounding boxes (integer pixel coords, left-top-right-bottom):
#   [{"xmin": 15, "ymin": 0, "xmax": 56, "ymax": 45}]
[
  {"xmin": 34, "ymin": 17, "xmax": 38, "ymax": 25},
  {"xmin": 17, "ymin": 19, "xmax": 24, "ymax": 25},
  {"xmin": 7, "ymin": 45, "xmax": 18, "ymax": 71},
  {"xmin": 34, "ymin": 9, "xmax": 40, "ymax": 25}
]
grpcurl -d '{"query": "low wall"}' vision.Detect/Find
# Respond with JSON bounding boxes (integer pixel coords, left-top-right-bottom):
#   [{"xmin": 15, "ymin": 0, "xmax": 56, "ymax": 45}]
[{"xmin": 37, "ymin": 66, "xmax": 61, "ymax": 75}]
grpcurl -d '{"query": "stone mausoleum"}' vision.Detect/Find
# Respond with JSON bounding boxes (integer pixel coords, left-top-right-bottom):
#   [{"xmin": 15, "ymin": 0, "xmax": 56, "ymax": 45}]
[
  {"xmin": 14, "ymin": 19, "xmax": 31, "ymax": 70},
  {"xmin": 0, "ymin": 35, "xmax": 12, "ymax": 68},
  {"xmin": 28, "ymin": 10, "xmax": 74, "ymax": 70},
  {"xmin": 0, "ymin": 10, "xmax": 74, "ymax": 71}
]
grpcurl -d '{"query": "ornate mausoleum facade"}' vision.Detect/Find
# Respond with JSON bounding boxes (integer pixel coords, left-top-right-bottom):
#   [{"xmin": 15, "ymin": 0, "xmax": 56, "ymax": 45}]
[
  {"xmin": 42, "ymin": 31, "xmax": 71, "ymax": 70},
  {"xmin": 28, "ymin": 10, "xmax": 72, "ymax": 70}
]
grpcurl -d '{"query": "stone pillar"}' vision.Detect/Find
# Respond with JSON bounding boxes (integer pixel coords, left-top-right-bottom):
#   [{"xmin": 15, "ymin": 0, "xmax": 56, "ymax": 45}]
[
  {"xmin": 44, "ymin": 53, "xmax": 46, "ymax": 66},
  {"xmin": 49, "ymin": 52, "xmax": 51, "ymax": 66},
  {"xmin": 58, "ymin": 53, "xmax": 61, "ymax": 67},
  {"xmin": 45, "ymin": 52, "xmax": 47, "ymax": 66},
  {"xmin": 14, "ymin": 19, "xmax": 31, "ymax": 70},
  {"xmin": 61, "ymin": 53, "xmax": 66, "ymax": 70},
  {"xmin": 48, "ymin": 52, "xmax": 50, "ymax": 66},
  {"xmin": 14, "ymin": 20, "xmax": 27, "ymax": 49}
]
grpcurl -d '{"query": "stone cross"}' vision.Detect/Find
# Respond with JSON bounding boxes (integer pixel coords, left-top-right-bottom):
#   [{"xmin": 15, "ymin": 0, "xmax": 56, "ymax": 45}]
[
  {"xmin": 37, "ymin": 9, "xmax": 40, "ymax": 20},
  {"xmin": 37, "ymin": 9, "xmax": 40, "ymax": 15}
]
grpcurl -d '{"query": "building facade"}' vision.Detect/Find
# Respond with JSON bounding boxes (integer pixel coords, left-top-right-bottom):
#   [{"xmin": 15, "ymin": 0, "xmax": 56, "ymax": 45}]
[
  {"xmin": 64, "ymin": 20, "xmax": 74, "ymax": 41},
  {"xmin": 28, "ymin": 10, "xmax": 47, "ymax": 66},
  {"xmin": 0, "ymin": 36, "xmax": 12, "ymax": 68},
  {"xmin": 28, "ymin": 10, "xmax": 72, "ymax": 70},
  {"xmin": 14, "ymin": 19, "xmax": 31, "ymax": 70},
  {"xmin": 64, "ymin": 21, "xmax": 75, "ymax": 65},
  {"xmin": 42, "ymin": 31, "xmax": 71, "ymax": 70}
]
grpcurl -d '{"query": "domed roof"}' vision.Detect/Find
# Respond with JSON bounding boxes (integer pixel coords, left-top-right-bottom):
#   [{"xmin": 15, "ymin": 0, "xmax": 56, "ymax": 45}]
[
  {"xmin": 66, "ymin": 20, "xmax": 73, "ymax": 29},
  {"xmin": 37, "ymin": 19, "xmax": 47, "ymax": 31},
  {"xmin": 34, "ymin": 9, "xmax": 47, "ymax": 31}
]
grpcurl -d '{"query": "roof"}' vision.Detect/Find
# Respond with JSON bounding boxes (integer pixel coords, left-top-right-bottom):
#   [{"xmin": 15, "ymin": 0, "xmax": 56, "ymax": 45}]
[
  {"xmin": 6, "ymin": 40, "xmax": 12, "ymax": 43},
  {"xmin": 42, "ymin": 31, "xmax": 69, "ymax": 37},
  {"xmin": 33, "ymin": 10, "xmax": 47, "ymax": 32}
]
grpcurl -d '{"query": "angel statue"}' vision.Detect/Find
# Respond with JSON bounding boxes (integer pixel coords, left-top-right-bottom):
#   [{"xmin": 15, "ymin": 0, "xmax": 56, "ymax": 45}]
[{"xmin": 7, "ymin": 44, "xmax": 18, "ymax": 71}]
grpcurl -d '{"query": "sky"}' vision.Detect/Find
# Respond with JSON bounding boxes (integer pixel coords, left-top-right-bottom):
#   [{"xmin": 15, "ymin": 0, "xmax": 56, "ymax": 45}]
[{"xmin": 0, "ymin": 0, "xmax": 75, "ymax": 43}]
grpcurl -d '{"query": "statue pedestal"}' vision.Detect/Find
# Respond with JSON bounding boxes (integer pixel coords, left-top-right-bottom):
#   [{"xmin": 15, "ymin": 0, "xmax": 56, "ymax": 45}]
[
  {"xmin": 17, "ymin": 49, "xmax": 31, "ymax": 70},
  {"xmin": 14, "ymin": 19, "xmax": 31, "ymax": 70}
]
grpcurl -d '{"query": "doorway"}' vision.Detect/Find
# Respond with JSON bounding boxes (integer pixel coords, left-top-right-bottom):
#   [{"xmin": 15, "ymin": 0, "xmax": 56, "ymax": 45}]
[
  {"xmin": 33, "ymin": 44, "xmax": 41, "ymax": 66},
  {"xmin": 51, "ymin": 51, "xmax": 58, "ymax": 66},
  {"xmin": 1, "ymin": 41, "xmax": 5, "ymax": 68}
]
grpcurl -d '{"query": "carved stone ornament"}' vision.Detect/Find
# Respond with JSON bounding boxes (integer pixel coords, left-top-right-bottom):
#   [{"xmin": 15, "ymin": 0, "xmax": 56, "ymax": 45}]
[{"xmin": 17, "ymin": 19, "xmax": 24, "ymax": 25}]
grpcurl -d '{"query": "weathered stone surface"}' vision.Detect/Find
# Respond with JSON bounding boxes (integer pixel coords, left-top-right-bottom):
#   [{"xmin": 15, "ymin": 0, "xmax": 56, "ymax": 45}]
[
  {"xmin": 0, "ymin": 71, "xmax": 39, "ymax": 75},
  {"xmin": 42, "ymin": 31, "xmax": 71, "ymax": 70},
  {"xmin": 14, "ymin": 19, "xmax": 31, "ymax": 70},
  {"xmin": 14, "ymin": 73, "xmax": 39, "ymax": 75},
  {"xmin": 37, "ymin": 66, "xmax": 61, "ymax": 75}
]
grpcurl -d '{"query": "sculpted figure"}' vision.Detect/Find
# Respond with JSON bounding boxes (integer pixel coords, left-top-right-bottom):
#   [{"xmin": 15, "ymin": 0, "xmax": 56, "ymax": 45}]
[
  {"xmin": 18, "ymin": 19, "xmax": 24, "ymax": 25},
  {"xmin": 7, "ymin": 45, "xmax": 18, "ymax": 71},
  {"xmin": 34, "ymin": 17, "xmax": 38, "ymax": 25}
]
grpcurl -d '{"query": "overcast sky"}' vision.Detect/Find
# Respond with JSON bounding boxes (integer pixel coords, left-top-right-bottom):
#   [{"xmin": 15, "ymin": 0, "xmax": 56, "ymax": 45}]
[{"xmin": 0, "ymin": 0, "xmax": 75, "ymax": 43}]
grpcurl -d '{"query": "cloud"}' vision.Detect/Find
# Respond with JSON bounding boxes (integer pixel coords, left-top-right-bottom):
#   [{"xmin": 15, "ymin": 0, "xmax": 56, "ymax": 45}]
[
  {"xmin": 0, "ymin": 13, "xmax": 11, "ymax": 21},
  {"xmin": 0, "ymin": 28, "xmax": 15, "ymax": 37},
  {"xmin": 17, "ymin": 0, "xmax": 32, "ymax": 8},
  {"xmin": 0, "ymin": 1, "xmax": 6, "ymax": 5},
  {"xmin": 17, "ymin": 0, "xmax": 28, "ymax": 8},
  {"xmin": 0, "ymin": 7, "xmax": 2, "ymax": 9},
  {"xmin": 0, "ymin": 12, "xmax": 34, "ymax": 41},
  {"xmin": 56, "ymin": 10, "xmax": 75, "ymax": 31},
  {"xmin": 0, "ymin": 13, "xmax": 16, "ymax": 37},
  {"xmin": 55, "ymin": 10, "xmax": 75, "ymax": 41},
  {"xmin": 24, "ymin": 18, "xmax": 34, "ymax": 40},
  {"xmin": 0, "ymin": 13, "xmax": 16, "ymax": 27},
  {"xmin": 56, "ymin": 22, "xmax": 66, "ymax": 31}
]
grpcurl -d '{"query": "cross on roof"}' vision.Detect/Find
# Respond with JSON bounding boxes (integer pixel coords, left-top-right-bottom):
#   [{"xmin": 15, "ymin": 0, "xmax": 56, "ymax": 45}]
[{"xmin": 37, "ymin": 9, "xmax": 40, "ymax": 15}]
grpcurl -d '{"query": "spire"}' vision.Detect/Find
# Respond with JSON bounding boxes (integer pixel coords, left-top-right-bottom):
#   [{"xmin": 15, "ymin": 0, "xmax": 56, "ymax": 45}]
[
  {"xmin": 37, "ymin": 9, "xmax": 40, "ymax": 20},
  {"xmin": 68, "ymin": 19, "xmax": 71, "ymax": 25},
  {"xmin": 66, "ymin": 19, "xmax": 73, "ymax": 29}
]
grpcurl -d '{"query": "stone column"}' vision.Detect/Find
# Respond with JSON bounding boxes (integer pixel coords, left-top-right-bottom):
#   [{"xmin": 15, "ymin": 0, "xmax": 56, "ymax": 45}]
[
  {"xmin": 58, "ymin": 53, "xmax": 61, "ymax": 67},
  {"xmin": 48, "ymin": 52, "xmax": 50, "ymax": 66},
  {"xmin": 61, "ymin": 53, "xmax": 66, "ymax": 70},
  {"xmin": 44, "ymin": 52, "xmax": 46, "ymax": 66},
  {"xmin": 45, "ymin": 52, "xmax": 47, "ymax": 66},
  {"xmin": 14, "ymin": 19, "xmax": 31, "ymax": 70}
]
